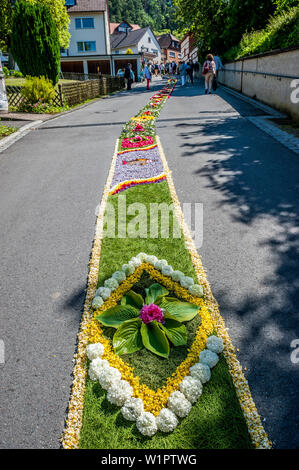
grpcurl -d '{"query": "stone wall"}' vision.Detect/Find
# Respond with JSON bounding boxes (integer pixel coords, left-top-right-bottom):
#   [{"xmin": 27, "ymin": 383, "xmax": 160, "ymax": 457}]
[{"xmin": 218, "ymin": 47, "xmax": 299, "ymax": 120}]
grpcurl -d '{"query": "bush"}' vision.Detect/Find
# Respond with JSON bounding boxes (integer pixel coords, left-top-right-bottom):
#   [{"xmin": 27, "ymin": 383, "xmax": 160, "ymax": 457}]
[
  {"xmin": 2, "ymin": 66, "xmax": 10, "ymax": 78},
  {"xmin": 21, "ymin": 76, "xmax": 56, "ymax": 105},
  {"xmin": 11, "ymin": 0, "xmax": 60, "ymax": 84},
  {"xmin": 223, "ymin": 6, "xmax": 299, "ymax": 61},
  {"xmin": 12, "ymin": 71, "xmax": 23, "ymax": 78}
]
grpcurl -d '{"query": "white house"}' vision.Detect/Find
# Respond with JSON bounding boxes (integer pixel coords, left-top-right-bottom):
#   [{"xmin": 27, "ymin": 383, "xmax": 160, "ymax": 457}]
[
  {"xmin": 61, "ymin": 2, "xmax": 144, "ymax": 79},
  {"xmin": 110, "ymin": 22, "xmax": 161, "ymax": 64},
  {"xmin": 61, "ymin": 0, "xmax": 112, "ymax": 74}
]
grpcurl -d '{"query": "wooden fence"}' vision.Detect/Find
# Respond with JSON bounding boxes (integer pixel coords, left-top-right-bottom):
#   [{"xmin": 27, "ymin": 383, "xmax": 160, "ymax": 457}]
[{"xmin": 6, "ymin": 76, "xmax": 126, "ymax": 109}]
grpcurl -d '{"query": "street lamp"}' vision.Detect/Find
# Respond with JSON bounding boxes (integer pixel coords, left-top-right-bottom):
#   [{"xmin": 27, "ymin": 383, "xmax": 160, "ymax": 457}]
[{"xmin": 0, "ymin": 51, "xmax": 9, "ymax": 113}]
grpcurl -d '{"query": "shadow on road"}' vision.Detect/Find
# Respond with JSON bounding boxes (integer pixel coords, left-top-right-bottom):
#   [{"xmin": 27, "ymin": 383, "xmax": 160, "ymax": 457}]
[{"xmin": 175, "ymin": 111, "xmax": 299, "ymax": 448}]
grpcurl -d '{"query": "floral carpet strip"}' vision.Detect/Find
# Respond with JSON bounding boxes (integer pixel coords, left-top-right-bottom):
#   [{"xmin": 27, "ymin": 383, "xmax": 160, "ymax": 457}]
[{"xmin": 61, "ymin": 79, "xmax": 271, "ymax": 449}]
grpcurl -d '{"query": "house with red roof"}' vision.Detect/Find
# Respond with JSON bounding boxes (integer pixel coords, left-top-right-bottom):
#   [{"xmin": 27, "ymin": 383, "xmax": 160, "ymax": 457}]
[{"xmin": 157, "ymin": 33, "xmax": 181, "ymax": 64}]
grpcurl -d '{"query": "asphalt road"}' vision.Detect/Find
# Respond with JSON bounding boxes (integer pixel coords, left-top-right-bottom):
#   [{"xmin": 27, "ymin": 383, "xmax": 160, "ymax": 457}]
[
  {"xmin": 0, "ymin": 78, "xmax": 298, "ymax": 449},
  {"xmin": 158, "ymin": 83, "xmax": 299, "ymax": 449},
  {"xmin": 0, "ymin": 82, "xmax": 162, "ymax": 449}
]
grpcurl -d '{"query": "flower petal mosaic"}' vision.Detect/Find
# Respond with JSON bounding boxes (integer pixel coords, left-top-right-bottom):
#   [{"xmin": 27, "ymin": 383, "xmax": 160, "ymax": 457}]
[{"xmin": 61, "ymin": 78, "xmax": 271, "ymax": 450}]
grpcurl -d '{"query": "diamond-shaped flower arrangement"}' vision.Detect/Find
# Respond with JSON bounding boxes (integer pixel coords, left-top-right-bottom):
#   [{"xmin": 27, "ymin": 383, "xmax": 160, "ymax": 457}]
[{"xmin": 88, "ymin": 253, "xmax": 224, "ymax": 436}]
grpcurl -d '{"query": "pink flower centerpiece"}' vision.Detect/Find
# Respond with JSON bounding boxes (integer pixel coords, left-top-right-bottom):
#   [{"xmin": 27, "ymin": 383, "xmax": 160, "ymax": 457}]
[
  {"xmin": 121, "ymin": 135, "xmax": 154, "ymax": 149},
  {"xmin": 133, "ymin": 124, "xmax": 145, "ymax": 132},
  {"xmin": 139, "ymin": 304, "xmax": 164, "ymax": 324}
]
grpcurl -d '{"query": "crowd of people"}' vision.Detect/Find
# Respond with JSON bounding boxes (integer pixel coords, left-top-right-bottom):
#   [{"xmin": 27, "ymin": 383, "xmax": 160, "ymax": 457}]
[{"xmin": 121, "ymin": 53, "xmax": 224, "ymax": 95}]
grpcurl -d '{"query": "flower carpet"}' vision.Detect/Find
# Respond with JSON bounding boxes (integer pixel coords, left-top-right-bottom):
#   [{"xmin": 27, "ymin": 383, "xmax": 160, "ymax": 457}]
[{"xmin": 62, "ymin": 79, "xmax": 271, "ymax": 449}]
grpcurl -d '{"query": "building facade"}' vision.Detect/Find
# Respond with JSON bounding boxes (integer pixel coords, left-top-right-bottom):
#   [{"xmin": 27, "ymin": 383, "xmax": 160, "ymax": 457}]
[
  {"xmin": 157, "ymin": 34, "xmax": 181, "ymax": 64},
  {"xmin": 61, "ymin": 3, "xmax": 145, "ymax": 79},
  {"xmin": 110, "ymin": 23, "xmax": 161, "ymax": 64},
  {"xmin": 180, "ymin": 33, "xmax": 199, "ymax": 64}
]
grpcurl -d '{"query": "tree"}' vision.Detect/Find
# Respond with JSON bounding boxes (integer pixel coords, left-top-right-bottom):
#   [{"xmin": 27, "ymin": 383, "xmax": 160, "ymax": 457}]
[
  {"xmin": 108, "ymin": 0, "xmax": 178, "ymax": 31},
  {"xmin": 222, "ymin": 0, "xmax": 276, "ymax": 50},
  {"xmin": 173, "ymin": 0, "xmax": 227, "ymax": 59},
  {"xmin": 274, "ymin": 0, "xmax": 299, "ymax": 14},
  {"xmin": 0, "ymin": 0, "xmax": 13, "ymax": 51},
  {"xmin": 11, "ymin": 0, "xmax": 60, "ymax": 84},
  {"xmin": 26, "ymin": 0, "xmax": 70, "ymax": 49}
]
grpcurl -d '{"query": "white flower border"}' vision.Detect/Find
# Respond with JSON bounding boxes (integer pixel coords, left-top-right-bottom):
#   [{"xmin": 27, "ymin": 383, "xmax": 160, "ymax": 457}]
[
  {"xmin": 87, "ymin": 335, "xmax": 223, "ymax": 436},
  {"xmin": 91, "ymin": 252, "xmax": 204, "ymax": 308},
  {"xmin": 88, "ymin": 257, "xmax": 223, "ymax": 436}
]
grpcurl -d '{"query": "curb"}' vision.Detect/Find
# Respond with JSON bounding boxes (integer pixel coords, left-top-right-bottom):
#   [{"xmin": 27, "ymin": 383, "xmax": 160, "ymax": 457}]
[{"xmin": 0, "ymin": 120, "xmax": 43, "ymax": 154}]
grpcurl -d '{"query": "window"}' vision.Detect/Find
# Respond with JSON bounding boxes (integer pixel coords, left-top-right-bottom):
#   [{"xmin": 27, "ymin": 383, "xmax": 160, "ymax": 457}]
[
  {"xmin": 148, "ymin": 37, "xmax": 151, "ymax": 43},
  {"xmin": 169, "ymin": 51, "xmax": 175, "ymax": 58},
  {"xmin": 77, "ymin": 41, "xmax": 96, "ymax": 52},
  {"xmin": 65, "ymin": 0, "xmax": 75, "ymax": 5},
  {"xmin": 151, "ymin": 49, "xmax": 158, "ymax": 55},
  {"xmin": 60, "ymin": 47, "xmax": 69, "ymax": 56},
  {"xmin": 75, "ymin": 17, "xmax": 94, "ymax": 29}
]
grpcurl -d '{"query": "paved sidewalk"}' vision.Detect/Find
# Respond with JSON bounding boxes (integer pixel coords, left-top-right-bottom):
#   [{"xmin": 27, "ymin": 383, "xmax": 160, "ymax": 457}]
[{"xmin": 158, "ymin": 83, "xmax": 299, "ymax": 449}]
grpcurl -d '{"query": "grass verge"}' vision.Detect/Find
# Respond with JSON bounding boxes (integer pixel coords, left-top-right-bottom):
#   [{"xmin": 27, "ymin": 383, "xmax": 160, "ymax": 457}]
[{"xmin": 0, "ymin": 124, "xmax": 18, "ymax": 139}]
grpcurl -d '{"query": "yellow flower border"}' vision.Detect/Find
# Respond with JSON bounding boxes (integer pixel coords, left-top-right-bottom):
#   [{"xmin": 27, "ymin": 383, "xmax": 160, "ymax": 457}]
[{"xmin": 87, "ymin": 262, "xmax": 214, "ymax": 416}]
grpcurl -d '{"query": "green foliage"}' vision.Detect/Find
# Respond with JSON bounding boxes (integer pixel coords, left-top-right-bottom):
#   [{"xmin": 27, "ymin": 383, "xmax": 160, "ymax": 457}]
[
  {"xmin": 221, "ymin": 0, "xmax": 276, "ymax": 52},
  {"xmin": 109, "ymin": 0, "xmax": 178, "ymax": 31},
  {"xmin": 11, "ymin": 0, "xmax": 60, "ymax": 84},
  {"xmin": 173, "ymin": 0, "xmax": 227, "ymax": 61},
  {"xmin": 26, "ymin": 0, "xmax": 70, "ymax": 48},
  {"xmin": 0, "ymin": 0, "xmax": 13, "ymax": 51},
  {"xmin": 21, "ymin": 76, "xmax": 56, "ymax": 105},
  {"xmin": 140, "ymin": 321, "xmax": 170, "ymax": 358},
  {"xmin": 144, "ymin": 283, "xmax": 168, "ymax": 304},
  {"xmin": 223, "ymin": 6, "xmax": 299, "ymax": 60},
  {"xmin": 158, "ymin": 297, "xmax": 199, "ymax": 322},
  {"xmin": 0, "ymin": 124, "xmax": 17, "ymax": 138},
  {"xmin": 274, "ymin": 0, "xmax": 298, "ymax": 14},
  {"xmin": 2, "ymin": 66, "xmax": 9, "ymax": 78},
  {"xmin": 113, "ymin": 318, "xmax": 143, "ymax": 355},
  {"xmin": 12, "ymin": 71, "xmax": 23, "ymax": 78},
  {"xmin": 97, "ymin": 304, "xmax": 140, "ymax": 328},
  {"xmin": 97, "ymin": 282, "xmax": 200, "ymax": 358},
  {"xmin": 174, "ymin": 0, "xmax": 299, "ymax": 61}
]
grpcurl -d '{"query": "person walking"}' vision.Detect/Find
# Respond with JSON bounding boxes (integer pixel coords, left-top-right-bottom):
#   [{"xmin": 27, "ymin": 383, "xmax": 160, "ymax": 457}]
[
  {"xmin": 179, "ymin": 61, "xmax": 187, "ymax": 86},
  {"xmin": 213, "ymin": 52, "xmax": 224, "ymax": 78},
  {"xmin": 202, "ymin": 54, "xmax": 216, "ymax": 94},
  {"xmin": 124, "ymin": 63, "xmax": 133, "ymax": 90},
  {"xmin": 144, "ymin": 62, "xmax": 152, "ymax": 90},
  {"xmin": 187, "ymin": 60, "xmax": 194, "ymax": 85}
]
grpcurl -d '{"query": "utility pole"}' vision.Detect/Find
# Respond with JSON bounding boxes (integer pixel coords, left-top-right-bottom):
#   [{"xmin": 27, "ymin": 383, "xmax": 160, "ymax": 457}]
[{"xmin": 0, "ymin": 51, "xmax": 9, "ymax": 113}]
